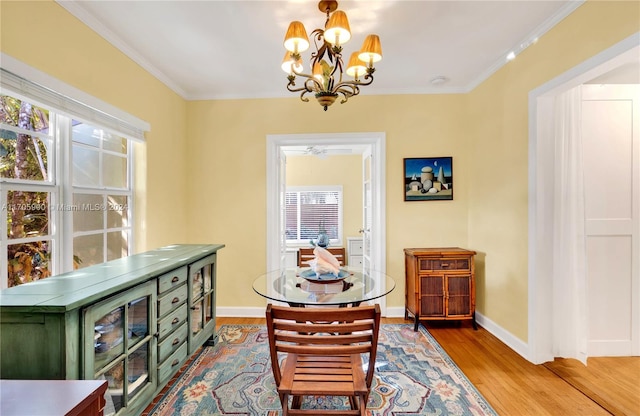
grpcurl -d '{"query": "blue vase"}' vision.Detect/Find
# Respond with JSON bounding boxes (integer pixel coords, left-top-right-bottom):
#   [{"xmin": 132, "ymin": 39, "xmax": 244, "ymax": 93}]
[{"xmin": 316, "ymin": 232, "xmax": 329, "ymax": 248}]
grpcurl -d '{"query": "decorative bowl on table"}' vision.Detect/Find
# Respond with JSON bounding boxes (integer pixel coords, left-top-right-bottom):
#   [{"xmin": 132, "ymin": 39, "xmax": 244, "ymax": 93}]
[{"xmin": 299, "ymin": 268, "xmax": 350, "ymax": 283}]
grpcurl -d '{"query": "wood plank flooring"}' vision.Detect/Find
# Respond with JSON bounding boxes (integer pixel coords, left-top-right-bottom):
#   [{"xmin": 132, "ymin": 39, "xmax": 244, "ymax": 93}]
[
  {"xmin": 418, "ymin": 320, "xmax": 639, "ymax": 416},
  {"xmin": 215, "ymin": 317, "xmax": 640, "ymax": 416}
]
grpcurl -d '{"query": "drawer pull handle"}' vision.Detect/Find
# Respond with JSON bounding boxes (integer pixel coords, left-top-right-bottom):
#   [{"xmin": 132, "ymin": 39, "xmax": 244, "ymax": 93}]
[
  {"xmin": 172, "ymin": 337, "xmax": 180, "ymax": 346},
  {"xmin": 441, "ymin": 263, "xmax": 450, "ymax": 267},
  {"xmin": 171, "ymin": 359, "xmax": 180, "ymax": 367},
  {"xmin": 171, "ymin": 297, "xmax": 180, "ymax": 304},
  {"xmin": 172, "ymin": 276, "xmax": 180, "ymax": 283},
  {"xmin": 172, "ymin": 317, "xmax": 180, "ymax": 325}
]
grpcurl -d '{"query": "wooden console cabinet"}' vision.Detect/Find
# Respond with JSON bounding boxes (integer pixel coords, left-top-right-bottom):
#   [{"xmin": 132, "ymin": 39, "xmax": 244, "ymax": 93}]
[
  {"xmin": 404, "ymin": 247, "xmax": 477, "ymax": 331},
  {"xmin": 0, "ymin": 244, "xmax": 224, "ymax": 416}
]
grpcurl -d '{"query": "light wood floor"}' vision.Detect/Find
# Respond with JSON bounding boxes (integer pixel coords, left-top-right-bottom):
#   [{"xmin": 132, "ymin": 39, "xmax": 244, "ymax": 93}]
[{"xmin": 217, "ymin": 317, "xmax": 640, "ymax": 416}]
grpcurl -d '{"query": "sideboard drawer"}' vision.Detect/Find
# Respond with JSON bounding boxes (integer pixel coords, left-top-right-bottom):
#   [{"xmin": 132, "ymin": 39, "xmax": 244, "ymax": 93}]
[
  {"xmin": 157, "ymin": 305, "xmax": 188, "ymax": 341},
  {"xmin": 158, "ymin": 323, "xmax": 188, "ymax": 363},
  {"xmin": 158, "ymin": 342, "xmax": 188, "ymax": 384},
  {"xmin": 158, "ymin": 266, "xmax": 188, "ymax": 294},
  {"xmin": 158, "ymin": 284, "xmax": 188, "ymax": 318}
]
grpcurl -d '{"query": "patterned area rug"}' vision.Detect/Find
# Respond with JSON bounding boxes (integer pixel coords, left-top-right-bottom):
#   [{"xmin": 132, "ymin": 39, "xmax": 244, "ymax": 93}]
[{"xmin": 149, "ymin": 324, "xmax": 498, "ymax": 415}]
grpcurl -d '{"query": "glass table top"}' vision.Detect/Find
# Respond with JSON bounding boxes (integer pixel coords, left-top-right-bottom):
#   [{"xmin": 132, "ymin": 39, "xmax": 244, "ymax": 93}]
[{"xmin": 252, "ymin": 267, "xmax": 395, "ymax": 307}]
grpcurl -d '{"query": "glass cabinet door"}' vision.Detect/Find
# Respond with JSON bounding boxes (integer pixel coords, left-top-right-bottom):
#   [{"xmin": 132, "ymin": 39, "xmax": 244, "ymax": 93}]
[
  {"xmin": 188, "ymin": 254, "xmax": 216, "ymax": 353},
  {"xmin": 84, "ymin": 281, "xmax": 157, "ymax": 416}
]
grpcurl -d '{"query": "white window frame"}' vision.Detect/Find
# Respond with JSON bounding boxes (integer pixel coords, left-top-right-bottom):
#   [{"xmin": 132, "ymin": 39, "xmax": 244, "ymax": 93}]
[{"xmin": 0, "ymin": 60, "xmax": 146, "ymax": 288}]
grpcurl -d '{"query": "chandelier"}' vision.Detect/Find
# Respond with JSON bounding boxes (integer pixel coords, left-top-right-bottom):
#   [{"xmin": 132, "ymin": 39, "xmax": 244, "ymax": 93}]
[{"xmin": 281, "ymin": 0, "xmax": 382, "ymax": 111}]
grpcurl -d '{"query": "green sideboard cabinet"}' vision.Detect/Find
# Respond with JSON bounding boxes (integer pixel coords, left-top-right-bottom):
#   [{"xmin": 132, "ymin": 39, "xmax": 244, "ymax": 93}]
[{"xmin": 0, "ymin": 243, "xmax": 224, "ymax": 416}]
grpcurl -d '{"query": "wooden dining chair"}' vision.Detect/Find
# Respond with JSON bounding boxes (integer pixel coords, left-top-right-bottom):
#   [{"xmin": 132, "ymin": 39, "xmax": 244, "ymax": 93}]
[{"xmin": 265, "ymin": 303, "xmax": 381, "ymax": 416}]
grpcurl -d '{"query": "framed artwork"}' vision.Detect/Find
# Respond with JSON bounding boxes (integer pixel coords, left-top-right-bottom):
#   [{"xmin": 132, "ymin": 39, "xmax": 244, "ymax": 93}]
[{"xmin": 404, "ymin": 157, "xmax": 453, "ymax": 201}]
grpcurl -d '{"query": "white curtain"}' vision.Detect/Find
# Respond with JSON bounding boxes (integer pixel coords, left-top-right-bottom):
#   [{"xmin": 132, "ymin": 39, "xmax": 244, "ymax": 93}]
[{"xmin": 551, "ymin": 86, "xmax": 588, "ymax": 365}]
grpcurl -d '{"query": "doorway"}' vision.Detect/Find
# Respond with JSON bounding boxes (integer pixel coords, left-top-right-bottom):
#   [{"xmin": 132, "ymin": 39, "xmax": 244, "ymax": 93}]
[
  {"xmin": 265, "ymin": 132, "xmax": 387, "ymax": 311},
  {"xmin": 528, "ymin": 34, "xmax": 640, "ymax": 363}
]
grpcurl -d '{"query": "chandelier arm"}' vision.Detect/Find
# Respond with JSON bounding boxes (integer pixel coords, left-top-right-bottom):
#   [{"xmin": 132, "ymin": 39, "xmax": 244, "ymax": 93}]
[
  {"xmin": 304, "ymin": 77, "xmax": 323, "ymax": 93},
  {"xmin": 299, "ymin": 90, "xmax": 311, "ymax": 103},
  {"xmin": 332, "ymin": 73, "xmax": 374, "ymax": 91},
  {"xmin": 287, "ymin": 83, "xmax": 311, "ymax": 94},
  {"xmin": 334, "ymin": 84, "xmax": 359, "ymax": 99},
  {"xmin": 335, "ymin": 87, "xmax": 358, "ymax": 105},
  {"xmin": 291, "ymin": 69, "xmax": 318, "ymax": 80},
  {"xmin": 335, "ymin": 84, "xmax": 358, "ymax": 94}
]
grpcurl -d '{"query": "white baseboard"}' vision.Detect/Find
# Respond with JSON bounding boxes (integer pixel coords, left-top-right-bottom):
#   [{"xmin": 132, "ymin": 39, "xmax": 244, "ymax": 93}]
[
  {"xmin": 475, "ymin": 311, "xmax": 529, "ymax": 360},
  {"xmin": 217, "ymin": 306, "xmax": 266, "ymax": 318},
  {"xmin": 385, "ymin": 306, "xmax": 406, "ymax": 318}
]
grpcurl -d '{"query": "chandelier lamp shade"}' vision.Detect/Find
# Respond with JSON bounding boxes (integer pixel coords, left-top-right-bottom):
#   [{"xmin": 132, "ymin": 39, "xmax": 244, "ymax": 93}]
[{"xmin": 282, "ymin": 0, "xmax": 382, "ymax": 111}]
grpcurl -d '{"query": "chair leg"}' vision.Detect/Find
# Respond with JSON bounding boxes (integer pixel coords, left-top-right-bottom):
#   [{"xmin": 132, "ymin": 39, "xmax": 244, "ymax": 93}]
[
  {"xmin": 359, "ymin": 395, "xmax": 367, "ymax": 416},
  {"xmin": 292, "ymin": 395, "xmax": 303, "ymax": 409},
  {"xmin": 348, "ymin": 395, "xmax": 357, "ymax": 410},
  {"xmin": 280, "ymin": 393, "xmax": 289, "ymax": 416}
]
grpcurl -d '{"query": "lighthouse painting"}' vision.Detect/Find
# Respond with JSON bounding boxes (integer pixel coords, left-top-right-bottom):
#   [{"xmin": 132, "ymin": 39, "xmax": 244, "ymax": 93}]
[{"xmin": 404, "ymin": 157, "xmax": 453, "ymax": 201}]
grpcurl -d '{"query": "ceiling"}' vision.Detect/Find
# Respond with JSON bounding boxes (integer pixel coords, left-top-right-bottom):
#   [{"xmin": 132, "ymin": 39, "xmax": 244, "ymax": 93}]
[{"xmin": 57, "ymin": 0, "xmax": 595, "ymax": 101}]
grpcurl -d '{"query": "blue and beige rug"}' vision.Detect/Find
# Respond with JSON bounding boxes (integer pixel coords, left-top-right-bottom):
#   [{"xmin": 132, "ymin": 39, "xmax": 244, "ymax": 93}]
[{"xmin": 149, "ymin": 324, "xmax": 498, "ymax": 415}]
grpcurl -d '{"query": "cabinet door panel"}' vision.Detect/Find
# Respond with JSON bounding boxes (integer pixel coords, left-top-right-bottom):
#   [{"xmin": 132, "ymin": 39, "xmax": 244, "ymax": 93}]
[
  {"xmin": 421, "ymin": 296, "xmax": 445, "ymax": 316},
  {"xmin": 127, "ymin": 343, "xmax": 150, "ymax": 400},
  {"xmin": 420, "ymin": 276, "xmax": 445, "ymax": 316},
  {"xmin": 190, "ymin": 294, "xmax": 214, "ymax": 337},
  {"xmin": 94, "ymin": 306, "xmax": 125, "ymax": 372},
  {"xmin": 420, "ymin": 275, "xmax": 444, "ymax": 295},
  {"xmin": 447, "ymin": 275, "xmax": 472, "ymax": 316},
  {"xmin": 188, "ymin": 254, "xmax": 217, "ymax": 353},
  {"xmin": 83, "ymin": 281, "xmax": 157, "ymax": 416}
]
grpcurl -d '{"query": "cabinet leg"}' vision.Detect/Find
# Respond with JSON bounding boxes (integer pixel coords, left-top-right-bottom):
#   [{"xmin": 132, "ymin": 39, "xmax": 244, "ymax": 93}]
[
  {"xmin": 472, "ymin": 312, "xmax": 478, "ymax": 330},
  {"xmin": 205, "ymin": 334, "xmax": 218, "ymax": 346},
  {"xmin": 414, "ymin": 316, "xmax": 419, "ymax": 332}
]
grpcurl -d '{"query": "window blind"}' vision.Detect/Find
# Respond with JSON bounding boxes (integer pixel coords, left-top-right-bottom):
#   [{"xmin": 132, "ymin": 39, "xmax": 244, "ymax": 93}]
[{"xmin": 286, "ymin": 187, "xmax": 343, "ymax": 243}]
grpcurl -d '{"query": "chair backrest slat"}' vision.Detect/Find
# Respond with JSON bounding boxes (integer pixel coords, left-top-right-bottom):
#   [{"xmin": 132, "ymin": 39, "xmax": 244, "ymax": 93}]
[
  {"xmin": 274, "ymin": 321, "xmax": 375, "ymax": 334},
  {"xmin": 275, "ymin": 344, "xmax": 372, "ymax": 356},
  {"xmin": 275, "ymin": 333, "xmax": 373, "ymax": 345}
]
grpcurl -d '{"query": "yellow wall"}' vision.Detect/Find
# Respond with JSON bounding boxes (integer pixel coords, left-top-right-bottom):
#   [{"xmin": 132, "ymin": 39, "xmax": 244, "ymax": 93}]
[
  {"xmin": 185, "ymin": 95, "xmax": 469, "ymax": 309},
  {"xmin": 2, "ymin": 0, "xmax": 638, "ymax": 343},
  {"xmin": 286, "ymin": 154, "xmax": 363, "ymax": 243},
  {"xmin": 0, "ymin": 0, "xmax": 189, "ymax": 251},
  {"xmin": 466, "ymin": 1, "xmax": 640, "ymax": 340}
]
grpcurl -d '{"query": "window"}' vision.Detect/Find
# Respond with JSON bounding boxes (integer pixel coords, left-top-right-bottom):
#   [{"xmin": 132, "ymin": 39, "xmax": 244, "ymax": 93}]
[
  {"xmin": 71, "ymin": 122, "xmax": 131, "ymax": 267},
  {"xmin": 1, "ymin": 96, "xmax": 54, "ymax": 287},
  {"xmin": 286, "ymin": 186, "xmax": 343, "ymax": 246},
  {"xmin": 1, "ymin": 87, "xmax": 137, "ymax": 288}
]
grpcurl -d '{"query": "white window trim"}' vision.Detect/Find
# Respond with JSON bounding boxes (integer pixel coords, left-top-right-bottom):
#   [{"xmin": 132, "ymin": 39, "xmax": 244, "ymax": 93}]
[{"xmin": 0, "ymin": 58, "xmax": 145, "ymax": 288}]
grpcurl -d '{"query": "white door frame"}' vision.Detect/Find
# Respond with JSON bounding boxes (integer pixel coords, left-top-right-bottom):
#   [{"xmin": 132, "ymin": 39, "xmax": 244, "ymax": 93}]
[
  {"xmin": 527, "ymin": 33, "xmax": 640, "ymax": 364},
  {"xmin": 266, "ymin": 132, "xmax": 387, "ymax": 310}
]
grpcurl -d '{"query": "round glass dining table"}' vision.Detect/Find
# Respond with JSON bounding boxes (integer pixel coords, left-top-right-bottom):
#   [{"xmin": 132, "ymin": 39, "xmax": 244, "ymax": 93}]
[{"xmin": 252, "ymin": 267, "xmax": 395, "ymax": 307}]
